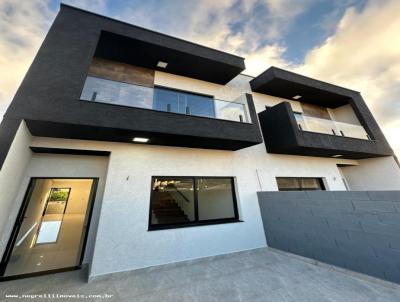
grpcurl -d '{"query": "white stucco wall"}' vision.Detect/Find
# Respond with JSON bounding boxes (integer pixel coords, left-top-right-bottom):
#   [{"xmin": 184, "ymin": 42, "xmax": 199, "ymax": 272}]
[
  {"xmin": 27, "ymin": 133, "xmax": 354, "ymax": 279},
  {"xmin": 2, "ymin": 74, "xmax": 396, "ymax": 280},
  {"xmin": 155, "ymin": 71, "xmax": 244, "ymax": 103},
  {"xmin": 0, "ymin": 121, "xmax": 32, "ymax": 258},
  {"xmin": 340, "ymin": 156, "xmax": 400, "ymax": 190},
  {"xmin": 29, "ymin": 73, "xmax": 362, "ymax": 278},
  {"xmin": 328, "ymin": 104, "xmax": 361, "ymax": 125},
  {"xmin": 252, "ymin": 92, "xmax": 303, "ymax": 113}
]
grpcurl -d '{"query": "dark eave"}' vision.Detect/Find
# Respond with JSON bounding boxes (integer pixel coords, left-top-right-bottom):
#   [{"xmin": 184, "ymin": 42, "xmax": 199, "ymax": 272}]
[
  {"xmin": 61, "ymin": 4, "xmax": 245, "ymax": 85},
  {"xmin": 250, "ymin": 67, "xmax": 358, "ymax": 108}
]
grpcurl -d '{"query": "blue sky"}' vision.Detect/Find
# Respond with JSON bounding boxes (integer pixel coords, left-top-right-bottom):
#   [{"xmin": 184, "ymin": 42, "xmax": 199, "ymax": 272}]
[
  {"xmin": 46, "ymin": 0, "xmax": 368, "ymax": 63},
  {"xmin": 0, "ymin": 0, "xmax": 399, "ymax": 155}
]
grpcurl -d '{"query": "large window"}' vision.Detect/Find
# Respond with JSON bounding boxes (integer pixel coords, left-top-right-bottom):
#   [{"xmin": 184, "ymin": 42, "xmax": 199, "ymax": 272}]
[
  {"xmin": 149, "ymin": 177, "xmax": 239, "ymax": 229},
  {"xmin": 276, "ymin": 177, "xmax": 325, "ymax": 191},
  {"xmin": 153, "ymin": 87, "xmax": 216, "ymax": 118}
]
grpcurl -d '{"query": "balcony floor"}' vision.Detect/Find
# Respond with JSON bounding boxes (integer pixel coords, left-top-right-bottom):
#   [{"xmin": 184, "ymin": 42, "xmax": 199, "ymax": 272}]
[{"xmin": 1, "ymin": 247, "xmax": 399, "ymax": 301}]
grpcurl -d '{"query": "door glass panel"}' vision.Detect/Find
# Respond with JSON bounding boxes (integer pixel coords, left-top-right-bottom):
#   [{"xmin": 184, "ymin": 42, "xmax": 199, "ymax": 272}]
[{"xmin": 3, "ymin": 179, "xmax": 94, "ymax": 277}]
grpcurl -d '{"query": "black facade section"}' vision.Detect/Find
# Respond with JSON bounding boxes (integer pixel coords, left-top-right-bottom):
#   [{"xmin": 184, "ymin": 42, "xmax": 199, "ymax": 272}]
[
  {"xmin": 0, "ymin": 118, "xmax": 21, "ymax": 170},
  {"xmin": 94, "ymin": 30, "xmax": 245, "ymax": 84},
  {"xmin": 258, "ymin": 102, "xmax": 392, "ymax": 159},
  {"xmin": 0, "ymin": 5, "xmax": 260, "ymax": 169},
  {"xmin": 257, "ymin": 191, "xmax": 400, "ymax": 284},
  {"xmin": 29, "ymin": 147, "xmax": 111, "ymax": 157},
  {"xmin": 253, "ymin": 67, "xmax": 393, "ymax": 159},
  {"xmin": 25, "ymin": 113, "xmax": 261, "ymax": 152},
  {"xmin": 250, "ymin": 67, "xmax": 353, "ymax": 108}
]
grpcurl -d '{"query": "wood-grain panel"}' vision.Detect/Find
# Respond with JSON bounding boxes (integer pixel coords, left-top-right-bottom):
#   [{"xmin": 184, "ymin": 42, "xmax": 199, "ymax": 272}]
[
  {"xmin": 301, "ymin": 103, "xmax": 331, "ymax": 119},
  {"xmin": 88, "ymin": 57, "xmax": 155, "ymax": 87}
]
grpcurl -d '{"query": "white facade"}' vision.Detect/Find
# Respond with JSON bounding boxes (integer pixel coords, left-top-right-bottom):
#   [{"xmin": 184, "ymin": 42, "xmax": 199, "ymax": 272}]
[
  {"xmin": 0, "ymin": 122, "xmax": 32, "ymax": 257},
  {"xmin": 339, "ymin": 156, "xmax": 400, "ymax": 190},
  {"xmin": 1, "ymin": 73, "xmax": 399, "ymax": 280}
]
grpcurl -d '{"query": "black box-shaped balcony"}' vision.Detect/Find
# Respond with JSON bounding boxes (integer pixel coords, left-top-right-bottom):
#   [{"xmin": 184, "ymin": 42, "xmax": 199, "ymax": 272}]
[
  {"xmin": 53, "ymin": 57, "xmax": 262, "ymax": 151},
  {"xmin": 25, "ymin": 58, "xmax": 262, "ymax": 151},
  {"xmin": 0, "ymin": 5, "xmax": 262, "ymax": 169},
  {"xmin": 253, "ymin": 68, "xmax": 393, "ymax": 159}
]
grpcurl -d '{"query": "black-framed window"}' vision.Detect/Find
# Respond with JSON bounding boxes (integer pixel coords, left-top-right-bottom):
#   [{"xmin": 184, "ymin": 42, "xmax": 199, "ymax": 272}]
[
  {"xmin": 276, "ymin": 177, "xmax": 325, "ymax": 191},
  {"xmin": 149, "ymin": 177, "xmax": 239, "ymax": 230}
]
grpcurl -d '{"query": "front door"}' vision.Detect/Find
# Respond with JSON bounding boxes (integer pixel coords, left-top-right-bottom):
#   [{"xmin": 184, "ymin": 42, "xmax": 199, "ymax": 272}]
[{"xmin": 0, "ymin": 178, "xmax": 97, "ymax": 279}]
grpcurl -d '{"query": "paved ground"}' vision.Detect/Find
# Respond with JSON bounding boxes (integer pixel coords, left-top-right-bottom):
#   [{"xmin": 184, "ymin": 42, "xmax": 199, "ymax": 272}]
[{"xmin": 1, "ymin": 248, "xmax": 400, "ymax": 301}]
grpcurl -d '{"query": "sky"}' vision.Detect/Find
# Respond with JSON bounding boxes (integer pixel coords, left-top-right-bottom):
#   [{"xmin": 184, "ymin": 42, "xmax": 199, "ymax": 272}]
[{"xmin": 0, "ymin": 0, "xmax": 399, "ymax": 156}]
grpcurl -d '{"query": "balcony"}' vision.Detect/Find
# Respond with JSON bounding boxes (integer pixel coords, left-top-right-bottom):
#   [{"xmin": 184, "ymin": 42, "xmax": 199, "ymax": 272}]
[
  {"xmin": 80, "ymin": 76, "xmax": 249, "ymax": 123},
  {"xmin": 258, "ymin": 102, "xmax": 392, "ymax": 159},
  {"xmin": 294, "ymin": 113, "xmax": 370, "ymax": 140},
  {"xmin": 22, "ymin": 76, "xmax": 263, "ymax": 152}
]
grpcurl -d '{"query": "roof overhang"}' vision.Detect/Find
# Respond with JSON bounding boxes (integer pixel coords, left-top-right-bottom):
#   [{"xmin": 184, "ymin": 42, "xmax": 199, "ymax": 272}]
[
  {"xmin": 59, "ymin": 4, "xmax": 245, "ymax": 85},
  {"xmin": 93, "ymin": 30, "xmax": 245, "ymax": 85},
  {"xmin": 250, "ymin": 67, "xmax": 357, "ymax": 108}
]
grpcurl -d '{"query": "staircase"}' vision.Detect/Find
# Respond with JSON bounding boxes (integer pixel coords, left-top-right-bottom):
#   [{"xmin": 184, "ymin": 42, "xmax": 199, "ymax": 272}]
[{"xmin": 152, "ymin": 192, "xmax": 189, "ymax": 224}]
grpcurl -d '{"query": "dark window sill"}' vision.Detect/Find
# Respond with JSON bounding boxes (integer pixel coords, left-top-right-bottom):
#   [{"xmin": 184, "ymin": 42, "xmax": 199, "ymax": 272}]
[{"xmin": 148, "ymin": 219, "xmax": 243, "ymax": 231}]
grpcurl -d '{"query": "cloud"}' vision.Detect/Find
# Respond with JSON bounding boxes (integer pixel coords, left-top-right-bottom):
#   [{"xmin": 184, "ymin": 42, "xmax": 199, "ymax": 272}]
[
  {"xmin": 111, "ymin": 0, "xmax": 308, "ymax": 73},
  {"xmin": 0, "ymin": 0, "xmax": 308, "ymax": 119},
  {"xmin": 294, "ymin": 0, "xmax": 400, "ymax": 156},
  {"xmin": 0, "ymin": 0, "xmax": 54, "ymax": 118},
  {"xmin": 0, "ymin": 0, "xmax": 398, "ymax": 157}
]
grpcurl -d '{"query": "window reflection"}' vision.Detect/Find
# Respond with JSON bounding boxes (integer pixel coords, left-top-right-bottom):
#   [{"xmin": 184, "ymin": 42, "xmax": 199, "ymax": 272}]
[
  {"xmin": 276, "ymin": 177, "xmax": 325, "ymax": 191},
  {"xmin": 81, "ymin": 76, "xmax": 249, "ymax": 123},
  {"xmin": 149, "ymin": 177, "xmax": 238, "ymax": 229},
  {"xmin": 151, "ymin": 178, "xmax": 195, "ymax": 225},
  {"xmin": 153, "ymin": 88, "xmax": 215, "ymax": 118}
]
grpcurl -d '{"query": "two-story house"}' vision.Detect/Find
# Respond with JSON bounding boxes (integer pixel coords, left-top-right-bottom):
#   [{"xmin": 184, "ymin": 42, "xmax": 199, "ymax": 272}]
[{"xmin": 0, "ymin": 4, "xmax": 399, "ymax": 281}]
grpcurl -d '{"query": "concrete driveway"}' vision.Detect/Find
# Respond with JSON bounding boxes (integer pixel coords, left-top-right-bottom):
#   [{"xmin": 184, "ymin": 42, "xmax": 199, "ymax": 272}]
[{"xmin": 1, "ymin": 247, "xmax": 399, "ymax": 301}]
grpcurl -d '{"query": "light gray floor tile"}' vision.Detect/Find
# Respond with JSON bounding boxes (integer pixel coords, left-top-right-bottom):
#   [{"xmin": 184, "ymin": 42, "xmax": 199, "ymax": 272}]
[{"xmin": 1, "ymin": 248, "xmax": 400, "ymax": 302}]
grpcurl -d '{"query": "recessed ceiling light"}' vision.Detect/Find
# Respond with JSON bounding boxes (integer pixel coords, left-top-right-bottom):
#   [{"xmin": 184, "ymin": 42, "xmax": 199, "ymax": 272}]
[
  {"xmin": 293, "ymin": 95, "xmax": 302, "ymax": 100},
  {"xmin": 332, "ymin": 154, "xmax": 343, "ymax": 158},
  {"xmin": 132, "ymin": 137, "xmax": 149, "ymax": 143},
  {"xmin": 157, "ymin": 61, "xmax": 168, "ymax": 68}
]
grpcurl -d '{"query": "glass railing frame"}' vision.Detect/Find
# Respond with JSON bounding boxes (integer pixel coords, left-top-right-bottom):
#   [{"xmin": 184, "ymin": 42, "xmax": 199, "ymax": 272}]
[
  {"xmin": 294, "ymin": 113, "xmax": 371, "ymax": 141},
  {"xmin": 80, "ymin": 75, "xmax": 251, "ymax": 124}
]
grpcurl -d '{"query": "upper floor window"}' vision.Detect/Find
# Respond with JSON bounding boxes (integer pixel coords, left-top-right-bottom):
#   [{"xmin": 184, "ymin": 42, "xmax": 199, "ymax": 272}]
[
  {"xmin": 276, "ymin": 177, "xmax": 325, "ymax": 191},
  {"xmin": 153, "ymin": 87, "xmax": 215, "ymax": 118},
  {"xmin": 149, "ymin": 177, "xmax": 239, "ymax": 230}
]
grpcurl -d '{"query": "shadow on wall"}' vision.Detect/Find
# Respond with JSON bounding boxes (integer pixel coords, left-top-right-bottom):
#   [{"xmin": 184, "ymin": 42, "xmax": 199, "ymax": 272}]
[{"xmin": 257, "ymin": 191, "xmax": 400, "ymax": 284}]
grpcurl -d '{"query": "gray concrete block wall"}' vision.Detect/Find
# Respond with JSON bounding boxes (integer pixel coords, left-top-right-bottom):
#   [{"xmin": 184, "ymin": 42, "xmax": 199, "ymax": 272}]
[{"xmin": 257, "ymin": 191, "xmax": 400, "ymax": 283}]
